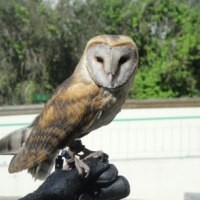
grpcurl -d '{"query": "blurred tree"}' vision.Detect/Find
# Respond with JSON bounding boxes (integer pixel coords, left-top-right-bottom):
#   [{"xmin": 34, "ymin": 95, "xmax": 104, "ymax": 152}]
[
  {"xmin": 0, "ymin": 0, "xmax": 51, "ymax": 104},
  {"xmin": 0, "ymin": 0, "xmax": 199, "ymax": 104},
  {"xmin": 127, "ymin": 0, "xmax": 200, "ymax": 98}
]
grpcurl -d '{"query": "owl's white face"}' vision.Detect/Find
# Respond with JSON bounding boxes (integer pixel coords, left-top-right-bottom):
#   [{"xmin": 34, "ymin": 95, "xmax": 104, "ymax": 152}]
[{"xmin": 86, "ymin": 40, "xmax": 138, "ymax": 89}]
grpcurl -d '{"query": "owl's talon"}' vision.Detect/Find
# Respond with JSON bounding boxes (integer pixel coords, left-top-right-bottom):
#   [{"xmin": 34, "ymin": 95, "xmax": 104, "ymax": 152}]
[
  {"xmin": 63, "ymin": 148, "xmax": 90, "ymax": 176},
  {"xmin": 64, "ymin": 156, "xmax": 90, "ymax": 177},
  {"xmin": 74, "ymin": 157, "xmax": 90, "ymax": 177},
  {"xmin": 83, "ymin": 150, "xmax": 108, "ymax": 162},
  {"xmin": 64, "ymin": 141, "xmax": 107, "ymax": 176}
]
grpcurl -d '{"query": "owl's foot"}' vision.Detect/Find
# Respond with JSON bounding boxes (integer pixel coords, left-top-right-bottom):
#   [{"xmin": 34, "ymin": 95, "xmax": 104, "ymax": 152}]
[
  {"xmin": 74, "ymin": 156, "xmax": 90, "ymax": 176},
  {"xmin": 68, "ymin": 140, "xmax": 108, "ymax": 159},
  {"xmin": 63, "ymin": 140, "xmax": 108, "ymax": 176},
  {"xmin": 63, "ymin": 148, "xmax": 90, "ymax": 177}
]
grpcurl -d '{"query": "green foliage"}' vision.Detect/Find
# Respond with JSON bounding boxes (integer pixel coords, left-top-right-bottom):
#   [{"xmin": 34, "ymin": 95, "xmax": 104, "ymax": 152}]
[
  {"xmin": 0, "ymin": 0, "xmax": 75, "ymax": 104},
  {"xmin": 127, "ymin": 0, "xmax": 200, "ymax": 99},
  {"xmin": 0, "ymin": 0, "xmax": 199, "ymax": 104}
]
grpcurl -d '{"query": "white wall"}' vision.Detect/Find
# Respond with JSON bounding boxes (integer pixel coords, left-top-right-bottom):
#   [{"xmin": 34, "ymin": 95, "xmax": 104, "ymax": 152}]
[
  {"xmin": 0, "ymin": 107, "xmax": 200, "ymax": 199},
  {"xmin": 115, "ymin": 158, "xmax": 200, "ymax": 200}
]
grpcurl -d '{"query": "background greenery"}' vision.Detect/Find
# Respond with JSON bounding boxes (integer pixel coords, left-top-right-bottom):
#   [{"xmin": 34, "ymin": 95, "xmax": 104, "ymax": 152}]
[{"xmin": 0, "ymin": 0, "xmax": 199, "ymax": 104}]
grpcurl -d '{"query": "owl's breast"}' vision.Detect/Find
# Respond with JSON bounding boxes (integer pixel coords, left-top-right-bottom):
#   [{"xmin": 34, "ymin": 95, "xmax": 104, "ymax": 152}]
[{"xmin": 87, "ymin": 86, "xmax": 129, "ymax": 132}]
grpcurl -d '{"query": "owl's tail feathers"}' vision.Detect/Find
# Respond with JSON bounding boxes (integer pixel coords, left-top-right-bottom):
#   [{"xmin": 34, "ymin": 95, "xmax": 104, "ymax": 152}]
[
  {"xmin": 0, "ymin": 127, "xmax": 57, "ymax": 180},
  {"xmin": 9, "ymin": 146, "xmax": 59, "ymax": 180},
  {"xmin": 0, "ymin": 127, "xmax": 32, "ymax": 155},
  {"xmin": 28, "ymin": 150, "xmax": 59, "ymax": 180}
]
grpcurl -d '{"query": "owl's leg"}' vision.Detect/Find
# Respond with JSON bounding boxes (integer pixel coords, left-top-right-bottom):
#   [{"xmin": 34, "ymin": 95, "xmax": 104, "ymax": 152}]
[{"xmin": 62, "ymin": 148, "xmax": 75, "ymax": 170}]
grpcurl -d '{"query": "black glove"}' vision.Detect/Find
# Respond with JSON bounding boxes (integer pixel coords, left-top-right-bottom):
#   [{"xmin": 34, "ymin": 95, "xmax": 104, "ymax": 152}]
[{"xmin": 19, "ymin": 157, "xmax": 130, "ymax": 200}]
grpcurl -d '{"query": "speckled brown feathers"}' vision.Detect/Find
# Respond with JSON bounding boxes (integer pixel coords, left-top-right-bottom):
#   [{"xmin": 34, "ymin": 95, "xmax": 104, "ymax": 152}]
[
  {"xmin": 6, "ymin": 35, "xmax": 138, "ymax": 179},
  {"xmin": 9, "ymin": 81, "xmax": 109, "ymax": 173}
]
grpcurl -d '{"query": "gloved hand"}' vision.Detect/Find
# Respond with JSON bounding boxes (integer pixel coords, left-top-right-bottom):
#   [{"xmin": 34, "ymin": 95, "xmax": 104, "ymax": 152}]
[{"xmin": 19, "ymin": 157, "xmax": 130, "ymax": 200}]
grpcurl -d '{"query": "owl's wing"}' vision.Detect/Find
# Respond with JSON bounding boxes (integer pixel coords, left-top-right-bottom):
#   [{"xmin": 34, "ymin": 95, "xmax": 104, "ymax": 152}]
[{"xmin": 8, "ymin": 79, "xmax": 101, "ymax": 173}]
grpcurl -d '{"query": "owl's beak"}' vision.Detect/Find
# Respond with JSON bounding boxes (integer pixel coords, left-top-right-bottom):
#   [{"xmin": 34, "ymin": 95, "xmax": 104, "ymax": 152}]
[{"xmin": 107, "ymin": 73, "xmax": 113, "ymax": 82}]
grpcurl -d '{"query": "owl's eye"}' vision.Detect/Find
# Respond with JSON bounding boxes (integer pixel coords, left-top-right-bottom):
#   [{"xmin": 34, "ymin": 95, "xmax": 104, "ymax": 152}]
[
  {"xmin": 118, "ymin": 55, "xmax": 130, "ymax": 66},
  {"xmin": 96, "ymin": 56, "xmax": 104, "ymax": 64}
]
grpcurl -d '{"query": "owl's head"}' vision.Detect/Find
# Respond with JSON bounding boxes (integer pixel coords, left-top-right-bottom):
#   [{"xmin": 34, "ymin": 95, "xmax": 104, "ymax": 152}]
[{"xmin": 85, "ymin": 35, "xmax": 138, "ymax": 89}]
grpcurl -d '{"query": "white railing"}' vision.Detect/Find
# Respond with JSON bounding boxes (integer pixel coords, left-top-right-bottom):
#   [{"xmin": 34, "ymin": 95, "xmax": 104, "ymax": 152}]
[
  {"xmin": 0, "ymin": 108, "xmax": 199, "ymax": 161},
  {"xmin": 83, "ymin": 114, "xmax": 200, "ymax": 160}
]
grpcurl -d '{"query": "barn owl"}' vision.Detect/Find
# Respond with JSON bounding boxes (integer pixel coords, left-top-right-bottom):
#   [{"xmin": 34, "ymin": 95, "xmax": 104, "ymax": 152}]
[{"xmin": 0, "ymin": 35, "xmax": 138, "ymax": 180}]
